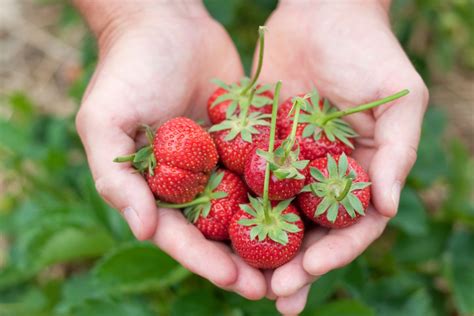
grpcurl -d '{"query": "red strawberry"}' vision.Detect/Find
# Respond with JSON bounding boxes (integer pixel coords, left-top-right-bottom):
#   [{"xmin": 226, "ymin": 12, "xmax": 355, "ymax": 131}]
[
  {"xmin": 245, "ymin": 140, "xmax": 308, "ymax": 201},
  {"xmin": 211, "ymin": 123, "xmax": 270, "ymax": 174},
  {"xmin": 207, "ymin": 26, "xmax": 273, "ymax": 124},
  {"xmin": 229, "ymin": 198, "xmax": 304, "ymax": 269},
  {"xmin": 277, "ymin": 89, "xmax": 410, "ymax": 160},
  {"xmin": 114, "ymin": 117, "xmax": 218, "ymax": 204},
  {"xmin": 153, "ymin": 117, "xmax": 218, "ymax": 173},
  {"xmin": 208, "ymin": 84, "xmax": 273, "ymax": 124},
  {"xmin": 245, "ymin": 97, "xmax": 310, "ymax": 200},
  {"xmin": 297, "ymin": 153, "xmax": 371, "ymax": 228},
  {"xmin": 147, "ymin": 164, "xmax": 209, "ymax": 204},
  {"xmin": 277, "ymin": 92, "xmax": 353, "ymax": 160},
  {"xmin": 158, "ymin": 169, "xmax": 248, "ymax": 240},
  {"xmin": 229, "ymin": 81, "xmax": 304, "ymax": 269}
]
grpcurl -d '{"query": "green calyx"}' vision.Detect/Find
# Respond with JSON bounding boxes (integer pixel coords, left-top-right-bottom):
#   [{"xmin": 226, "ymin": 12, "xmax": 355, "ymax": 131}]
[
  {"xmin": 208, "ymin": 111, "xmax": 271, "ymax": 143},
  {"xmin": 301, "ymin": 153, "xmax": 371, "ymax": 223},
  {"xmin": 299, "ymin": 88, "xmax": 410, "ymax": 149},
  {"xmin": 210, "ymin": 26, "xmax": 272, "ymax": 119},
  {"xmin": 238, "ymin": 196, "xmax": 301, "ymax": 245},
  {"xmin": 210, "ymin": 78, "xmax": 273, "ymax": 118},
  {"xmin": 156, "ymin": 170, "xmax": 228, "ymax": 222},
  {"xmin": 257, "ymin": 144, "xmax": 309, "ymax": 180},
  {"xmin": 113, "ymin": 125, "xmax": 156, "ymax": 175},
  {"xmin": 256, "ymin": 96, "xmax": 309, "ymax": 180}
]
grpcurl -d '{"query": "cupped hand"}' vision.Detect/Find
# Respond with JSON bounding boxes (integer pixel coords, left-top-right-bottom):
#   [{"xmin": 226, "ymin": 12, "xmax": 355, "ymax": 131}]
[
  {"xmin": 75, "ymin": 3, "xmax": 266, "ymax": 300},
  {"xmin": 256, "ymin": 1, "xmax": 429, "ymax": 313}
]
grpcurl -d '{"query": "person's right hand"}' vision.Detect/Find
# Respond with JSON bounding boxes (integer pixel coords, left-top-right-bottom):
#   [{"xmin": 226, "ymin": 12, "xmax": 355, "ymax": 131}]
[{"xmin": 74, "ymin": 1, "xmax": 267, "ymax": 300}]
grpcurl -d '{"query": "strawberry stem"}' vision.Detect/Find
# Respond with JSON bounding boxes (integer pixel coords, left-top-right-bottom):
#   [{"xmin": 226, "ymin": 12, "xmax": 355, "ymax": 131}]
[
  {"xmin": 240, "ymin": 87, "xmax": 257, "ymax": 126},
  {"xmin": 282, "ymin": 97, "xmax": 304, "ymax": 162},
  {"xmin": 321, "ymin": 89, "xmax": 409, "ymax": 125},
  {"xmin": 263, "ymin": 81, "xmax": 282, "ymax": 222},
  {"xmin": 157, "ymin": 196, "xmax": 210, "ymax": 209},
  {"xmin": 241, "ymin": 26, "xmax": 266, "ymax": 96},
  {"xmin": 113, "ymin": 154, "xmax": 135, "ymax": 163},
  {"xmin": 335, "ymin": 178, "xmax": 352, "ymax": 201}
]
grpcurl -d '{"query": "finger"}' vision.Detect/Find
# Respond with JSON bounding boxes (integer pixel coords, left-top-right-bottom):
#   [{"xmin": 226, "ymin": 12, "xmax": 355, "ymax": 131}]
[
  {"xmin": 264, "ymin": 270, "xmax": 277, "ymax": 300},
  {"xmin": 371, "ymin": 80, "xmax": 429, "ymax": 217},
  {"xmin": 226, "ymin": 253, "xmax": 267, "ymax": 300},
  {"xmin": 153, "ymin": 208, "xmax": 238, "ymax": 287},
  {"xmin": 303, "ymin": 208, "xmax": 389, "ymax": 276},
  {"xmin": 213, "ymin": 242, "xmax": 267, "ymax": 300},
  {"xmin": 275, "ymin": 284, "xmax": 311, "ymax": 316},
  {"xmin": 271, "ymin": 229, "xmax": 326, "ymax": 297},
  {"xmin": 76, "ymin": 102, "xmax": 158, "ymax": 241}
]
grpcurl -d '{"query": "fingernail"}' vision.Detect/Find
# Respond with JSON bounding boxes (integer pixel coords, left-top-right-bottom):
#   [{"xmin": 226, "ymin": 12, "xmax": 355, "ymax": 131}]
[
  {"xmin": 391, "ymin": 181, "xmax": 401, "ymax": 211},
  {"xmin": 123, "ymin": 207, "xmax": 142, "ymax": 239}
]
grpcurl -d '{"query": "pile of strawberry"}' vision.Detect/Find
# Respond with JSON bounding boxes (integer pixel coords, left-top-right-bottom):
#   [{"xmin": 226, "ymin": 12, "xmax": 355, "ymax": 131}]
[{"xmin": 115, "ymin": 27, "xmax": 408, "ymax": 269}]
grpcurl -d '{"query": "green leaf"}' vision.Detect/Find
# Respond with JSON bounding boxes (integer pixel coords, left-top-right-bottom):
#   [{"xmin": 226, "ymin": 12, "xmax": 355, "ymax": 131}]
[
  {"xmin": 327, "ymin": 154, "xmax": 338, "ymax": 178},
  {"xmin": 93, "ymin": 242, "xmax": 188, "ymax": 294},
  {"xmin": 238, "ymin": 218, "xmax": 257, "ymax": 226},
  {"xmin": 249, "ymin": 226, "xmax": 260, "ymax": 240},
  {"xmin": 443, "ymin": 229, "xmax": 474, "ymax": 314},
  {"xmin": 240, "ymin": 204, "xmax": 257, "ymax": 217},
  {"xmin": 282, "ymin": 213, "xmax": 299, "ymax": 222},
  {"xmin": 326, "ymin": 202, "xmax": 339, "ymax": 222},
  {"xmin": 208, "ymin": 171, "xmax": 225, "ymax": 190},
  {"xmin": 292, "ymin": 159, "xmax": 310, "ymax": 170},
  {"xmin": 225, "ymin": 100, "xmax": 238, "ymax": 118},
  {"xmin": 310, "ymin": 167, "xmax": 326, "ymax": 182},
  {"xmin": 171, "ymin": 289, "xmax": 222, "ymax": 316},
  {"xmin": 338, "ymin": 153, "xmax": 348, "ymax": 176},
  {"xmin": 68, "ymin": 298, "xmax": 156, "ymax": 316},
  {"xmin": 210, "ymin": 92, "xmax": 234, "ymax": 108},
  {"xmin": 312, "ymin": 299, "xmax": 375, "ymax": 316},
  {"xmin": 347, "ymin": 193, "xmax": 365, "ymax": 216},
  {"xmin": 315, "ymin": 197, "xmax": 332, "ymax": 216},
  {"xmin": 211, "ymin": 78, "xmax": 230, "ymax": 90},
  {"xmin": 273, "ymin": 199, "xmax": 293, "ymax": 214},
  {"xmin": 390, "ymin": 187, "xmax": 427, "ymax": 236}
]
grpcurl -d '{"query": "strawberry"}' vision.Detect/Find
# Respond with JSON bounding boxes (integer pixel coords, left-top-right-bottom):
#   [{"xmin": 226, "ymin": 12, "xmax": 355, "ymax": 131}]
[
  {"xmin": 229, "ymin": 81, "xmax": 304, "ymax": 269},
  {"xmin": 277, "ymin": 89, "xmax": 410, "ymax": 160},
  {"xmin": 229, "ymin": 198, "xmax": 304, "ymax": 269},
  {"xmin": 208, "ymin": 84, "xmax": 273, "ymax": 124},
  {"xmin": 207, "ymin": 26, "xmax": 273, "ymax": 124},
  {"xmin": 297, "ymin": 153, "xmax": 371, "ymax": 228},
  {"xmin": 114, "ymin": 117, "xmax": 218, "ymax": 204},
  {"xmin": 211, "ymin": 122, "xmax": 270, "ymax": 174},
  {"xmin": 244, "ymin": 97, "xmax": 310, "ymax": 200},
  {"xmin": 158, "ymin": 169, "xmax": 248, "ymax": 240}
]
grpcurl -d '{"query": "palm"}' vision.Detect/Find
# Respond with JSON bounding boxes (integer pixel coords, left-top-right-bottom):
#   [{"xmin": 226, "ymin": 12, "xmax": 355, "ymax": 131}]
[
  {"xmin": 77, "ymin": 15, "xmax": 270, "ymax": 300},
  {"xmin": 255, "ymin": 4, "xmax": 428, "ymax": 310}
]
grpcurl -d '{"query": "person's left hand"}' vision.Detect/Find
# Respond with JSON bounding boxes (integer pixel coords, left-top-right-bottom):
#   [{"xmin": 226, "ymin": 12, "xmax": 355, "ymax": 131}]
[{"xmin": 254, "ymin": 2, "xmax": 429, "ymax": 314}]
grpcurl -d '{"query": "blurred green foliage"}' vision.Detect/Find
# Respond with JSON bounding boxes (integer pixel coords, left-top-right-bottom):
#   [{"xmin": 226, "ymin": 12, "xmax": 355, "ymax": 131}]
[{"xmin": 1, "ymin": 1, "xmax": 473, "ymax": 315}]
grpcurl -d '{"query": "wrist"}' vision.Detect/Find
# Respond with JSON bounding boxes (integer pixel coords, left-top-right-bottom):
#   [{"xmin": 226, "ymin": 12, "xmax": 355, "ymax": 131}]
[{"xmin": 74, "ymin": 0, "xmax": 208, "ymax": 44}]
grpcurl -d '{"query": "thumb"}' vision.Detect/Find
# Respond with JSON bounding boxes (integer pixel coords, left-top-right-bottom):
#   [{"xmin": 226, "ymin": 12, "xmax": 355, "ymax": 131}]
[
  {"xmin": 370, "ymin": 79, "xmax": 429, "ymax": 217},
  {"xmin": 76, "ymin": 90, "xmax": 158, "ymax": 240}
]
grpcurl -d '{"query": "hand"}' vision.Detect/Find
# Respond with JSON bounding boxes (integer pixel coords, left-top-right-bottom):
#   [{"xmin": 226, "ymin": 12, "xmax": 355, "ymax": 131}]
[
  {"xmin": 75, "ymin": 1, "xmax": 267, "ymax": 300},
  {"xmin": 257, "ymin": 1, "xmax": 429, "ymax": 313}
]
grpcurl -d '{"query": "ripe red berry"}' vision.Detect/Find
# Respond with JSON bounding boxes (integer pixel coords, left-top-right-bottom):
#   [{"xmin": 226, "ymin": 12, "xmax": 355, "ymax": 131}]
[
  {"xmin": 229, "ymin": 198, "xmax": 304, "ymax": 269},
  {"xmin": 115, "ymin": 117, "xmax": 218, "ymax": 204},
  {"xmin": 244, "ymin": 139, "xmax": 308, "ymax": 200},
  {"xmin": 277, "ymin": 92, "xmax": 353, "ymax": 160},
  {"xmin": 207, "ymin": 84, "xmax": 273, "ymax": 124},
  {"xmin": 185, "ymin": 169, "xmax": 248, "ymax": 240},
  {"xmin": 297, "ymin": 153, "xmax": 371, "ymax": 228}
]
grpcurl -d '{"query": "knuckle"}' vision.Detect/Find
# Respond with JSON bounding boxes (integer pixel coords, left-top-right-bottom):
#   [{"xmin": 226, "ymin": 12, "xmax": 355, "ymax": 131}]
[{"xmin": 94, "ymin": 176, "xmax": 115, "ymax": 206}]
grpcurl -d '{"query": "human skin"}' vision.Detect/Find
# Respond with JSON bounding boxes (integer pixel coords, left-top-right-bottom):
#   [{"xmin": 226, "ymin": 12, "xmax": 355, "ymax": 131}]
[
  {"xmin": 257, "ymin": 1, "xmax": 428, "ymax": 314},
  {"xmin": 74, "ymin": 0, "xmax": 428, "ymax": 314},
  {"xmin": 73, "ymin": 0, "xmax": 268, "ymax": 301}
]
